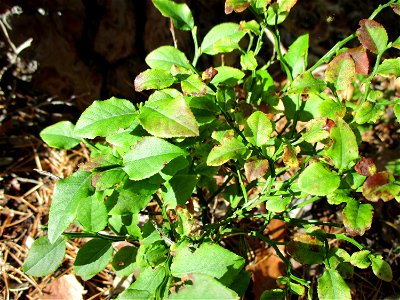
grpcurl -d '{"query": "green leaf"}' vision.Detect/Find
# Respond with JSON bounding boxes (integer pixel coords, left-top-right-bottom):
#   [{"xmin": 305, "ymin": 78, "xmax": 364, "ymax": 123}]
[
  {"xmin": 243, "ymin": 111, "xmax": 273, "ymax": 147},
  {"xmin": 266, "ymin": 0, "xmax": 298, "ymax": 25},
  {"xmin": 225, "ymin": 0, "xmax": 251, "ymax": 14},
  {"xmin": 210, "ymin": 66, "xmax": 245, "ymax": 86},
  {"xmin": 48, "ymin": 171, "xmax": 93, "ymax": 243},
  {"xmin": 169, "ymin": 273, "xmax": 238, "ymax": 299},
  {"xmin": 325, "ymin": 53, "xmax": 355, "ymax": 91},
  {"xmin": 342, "ymin": 198, "xmax": 373, "ymax": 236},
  {"xmin": 264, "ymin": 196, "xmax": 291, "ymax": 213},
  {"xmin": 240, "ymin": 51, "xmax": 258, "ymax": 70},
  {"xmin": 317, "ymin": 269, "xmax": 351, "ymax": 300},
  {"xmin": 146, "ymin": 46, "xmax": 192, "ymax": 71},
  {"xmin": 302, "ymin": 118, "xmax": 330, "ymax": 143},
  {"xmin": 250, "ymin": 0, "xmax": 270, "ymax": 15},
  {"xmin": 107, "ymin": 179, "xmax": 159, "ymax": 215},
  {"xmin": 74, "ymin": 239, "xmax": 114, "ymax": 280},
  {"xmin": 162, "ymin": 174, "xmax": 197, "ymax": 209},
  {"xmin": 40, "ymin": 121, "xmax": 81, "ymax": 149},
  {"xmin": 350, "ymin": 250, "xmax": 371, "ymax": 269},
  {"xmin": 139, "ymin": 94, "xmax": 199, "ymax": 137},
  {"xmin": 285, "ymin": 34, "xmax": 309, "ymax": 77},
  {"xmin": 152, "ymin": 0, "xmax": 194, "ymax": 31},
  {"xmin": 394, "ymin": 104, "xmax": 400, "ymax": 122},
  {"xmin": 93, "ymin": 168, "xmax": 127, "ymax": 190},
  {"xmin": 324, "ymin": 117, "xmax": 359, "ymax": 171},
  {"xmin": 77, "ymin": 193, "xmax": 108, "ymax": 232},
  {"xmin": 74, "ymin": 98, "xmax": 137, "ymax": 139},
  {"xmin": 377, "ymin": 58, "xmax": 400, "ymax": 77},
  {"xmin": 392, "ymin": 36, "xmax": 400, "ymax": 49},
  {"xmin": 171, "ymin": 242, "xmax": 245, "ymax": 286},
  {"xmin": 289, "ymin": 71, "xmax": 326, "ymax": 94},
  {"xmin": 181, "ymin": 74, "xmax": 206, "ymax": 96},
  {"xmin": 357, "ymin": 19, "xmax": 388, "ymax": 55},
  {"xmin": 201, "ymin": 23, "xmax": 245, "ymax": 55},
  {"xmin": 260, "ymin": 289, "xmax": 285, "ymax": 300},
  {"xmin": 354, "ymin": 101, "xmax": 382, "ymax": 124},
  {"xmin": 22, "ymin": 237, "xmax": 66, "ymax": 277},
  {"xmin": 298, "ymin": 162, "xmax": 340, "ymax": 196},
  {"xmin": 134, "ymin": 69, "xmax": 175, "ymax": 92},
  {"xmin": 287, "ymin": 231, "xmax": 325, "ymax": 264},
  {"xmin": 123, "ymin": 137, "xmax": 186, "ymax": 180},
  {"xmin": 370, "ymin": 255, "xmax": 393, "ymax": 282},
  {"xmin": 289, "ymin": 282, "xmax": 305, "ymax": 296},
  {"xmin": 318, "ymin": 97, "xmax": 346, "ymax": 119},
  {"xmin": 129, "ymin": 265, "xmax": 166, "ymax": 294},
  {"xmin": 207, "ymin": 137, "xmax": 247, "ymax": 166},
  {"xmin": 118, "ymin": 290, "xmax": 151, "ymax": 300},
  {"xmin": 112, "ymin": 246, "xmax": 138, "ymax": 277}
]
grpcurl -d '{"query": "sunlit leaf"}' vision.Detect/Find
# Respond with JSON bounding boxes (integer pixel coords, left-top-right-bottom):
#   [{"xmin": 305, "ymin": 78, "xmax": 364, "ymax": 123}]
[
  {"xmin": 225, "ymin": 0, "xmax": 250, "ymax": 14},
  {"xmin": 146, "ymin": 46, "xmax": 192, "ymax": 71},
  {"xmin": 139, "ymin": 94, "xmax": 199, "ymax": 137},
  {"xmin": 285, "ymin": 34, "xmax": 309, "ymax": 77},
  {"xmin": 123, "ymin": 137, "xmax": 186, "ymax": 180},
  {"xmin": 40, "ymin": 121, "xmax": 81, "ymax": 149},
  {"xmin": 350, "ymin": 250, "xmax": 371, "ymax": 269},
  {"xmin": 207, "ymin": 137, "xmax": 247, "ymax": 166},
  {"xmin": 48, "ymin": 171, "xmax": 93, "ymax": 243},
  {"xmin": 210, "ymin": 66, "xmax": 245, "ymax": 86},
  {"xmin": 243, "ymin": 111, "xmax": 273, "ymax": 147},
  {"xmin": 289, "ymin": 71, "xmax": 326, "ymax": 94},
  {"xmin": 134, "ymin": 69, "xmax": 175, "ymax": 92},
  {"xmin": 342, "ymin": 198, "xmax": 373, "ymax": 236},
  {"xmin": 201, "ymin": 23, "xmax": 245, "ymax": 55},
  {"xmin": 362, "ymin": 171, "xmax": 400, "ymax": 202},
  {"xmin": 23, "ymin": 237, "xmax": 66, "ymax": 277},
  {"xmin": 317, "ymin": 269, "xmax": 351, "ymax": 300},
  {"xmin": 377, "ymin": 58, "xmax": 400, "ymax": 77},
  {"xmin": 324, "ymin": 117, "xmax": 359, "ymax": 171},
  {"xmin": 370, "ymin": 255, "xmax": 393, "ymax": 282},
  {"xmin": 74, "ymin": 98, "xmax": 137, "ymax": 139},
  {"xmin": 357, "ymin": 19, "xmax": 388, "ymax": 55},
  {"xmin": 152, "ymin": 0, "xmax": 194, "ymax": 31},
  {"xmin": 325, "ymin": 53, "xmax": 355, "ymax": 91},
  {"xmin": 298, "ymin": 162, "xmax": 340, "ymax": 196},
  {"xmin": 181, "ymin": 74, "xmax": 207, "ymax": 96},
  {"xmin": 169, "ymin": 273, "xmax": 239, "ymax": 299}
]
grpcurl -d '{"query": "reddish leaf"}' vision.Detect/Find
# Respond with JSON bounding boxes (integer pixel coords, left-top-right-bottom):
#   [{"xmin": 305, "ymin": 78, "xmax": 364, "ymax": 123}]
[
  {"xmin": 362, "ymin": 172, "xmax": 400, "ymax": 202},
  {"xmin": 391, "ymin": 3, "xmax": 400, "ymax": 16},
  {"xmin": 283, "ymin": 144, "xmax": 299, "ymax": 168},
  {"xmin": 322, "ymin": 119, "xmax": 336, "ymax": 132},
  {"xmin": 347, "ymin": 46, "xmax": 369, "ymax": 75},
  {"xmin": 202, "ymin": 67, "xmax": 218, "ymax": 83},
  {"xmin": 356, "ymin": 19, "xmax": 388, "ymax": 55},
  {"xmin": 355, "ymin": 157, "xmax": 377, "ymax": 177},
  {"xmin": 325, "ymin": 53, "xmax": 355, "ymax": 91},
  {"xmin": 244, "ymin": 159, "xmax": 269, "ymax": 182},
  {"xmin": 225, "ymin": 0, "xmax": 250, "ymax": 14}
]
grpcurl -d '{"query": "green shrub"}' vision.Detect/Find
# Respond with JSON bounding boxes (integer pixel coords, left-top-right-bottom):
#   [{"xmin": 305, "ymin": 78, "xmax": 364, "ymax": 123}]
[{"xmin": 24, "ymin": 0, "xmax": 400, "ymax": 299}]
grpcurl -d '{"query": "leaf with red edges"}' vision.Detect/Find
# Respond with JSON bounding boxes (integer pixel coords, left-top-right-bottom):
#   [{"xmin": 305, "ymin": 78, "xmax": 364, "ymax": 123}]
[
  {"xmin": 356, "ymin": 19, "xmax": 388, "ymax": 55},
  {"xmin": 325, "ymin": 53, "xmax": 355, "ymax": 91},
  {"xmin": 355, "ymin": 157, "xmax": 377, "ymax": 177},
  {"xmin": 347, "ymin": 46, "xmax": 369, "ymax": 75}
]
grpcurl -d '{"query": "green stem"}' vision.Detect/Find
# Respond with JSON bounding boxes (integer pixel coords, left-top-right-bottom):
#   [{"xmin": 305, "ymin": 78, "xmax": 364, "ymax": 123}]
[
  {"xmin": 236, "ymin": 167, "xmax": 248, "ymax": 203},
  {"xmin": 62, "ymin": 231, "xmax": 130, "ymax": 242},
  {"xmin": 191, "ymin": 26, "xmax": 200, "ymax": 67},
  {"xmin": 328, "ymin": 233, "xmax": 366, "ymax": 250},
  {"xmin": 205, "ymin": 173, "xmax": 234, "ymax": 204}
]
